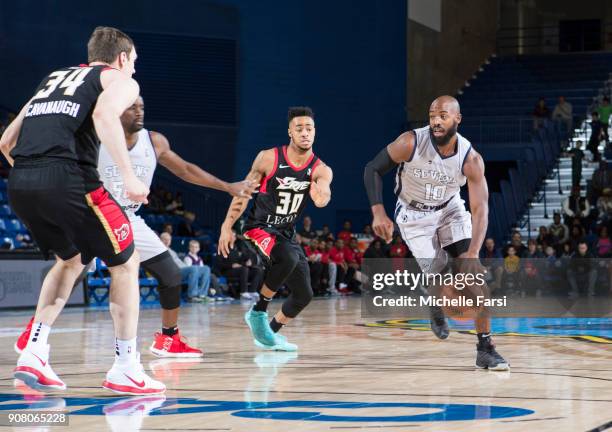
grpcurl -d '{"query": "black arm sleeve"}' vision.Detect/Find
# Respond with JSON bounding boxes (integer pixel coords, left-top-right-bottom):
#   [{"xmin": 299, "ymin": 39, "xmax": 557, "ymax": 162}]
[{"xmin": 364, "ymin": 147, "xmax": 399, "ymax": 206}]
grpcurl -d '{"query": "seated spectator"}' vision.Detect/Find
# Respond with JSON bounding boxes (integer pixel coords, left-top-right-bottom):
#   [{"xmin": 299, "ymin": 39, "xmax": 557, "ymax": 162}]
[
  {"xmin": 536, "ymin": 226, "xmax": 554, "ymax": 248},
  {"xmin": 182, "ymin": 240, "xmax": 212, "ymax": 302},
  {"xmin": 344, "ymin": 238, "xmax": 364, "ymax": 293},
  {"xmin": 161, "ymin": 223, "xmax": 174, "ymax": 235},
  {"xmin": 560, "ymin": 242, "xmax": 574, "ymax": 259},
  {"xmin": 329, "ymin": 239, "xmax": 349, "ymax": 293},
  {"xmin": 562, "ymin": 185, "xmax": 590, "ymax": 227},
  {"xmin": 588, "ymin": 112, "xmax": 604, "ymax": 162},
  {"xmin": 503, "ymin": 231, "xmax": 526, "ymax": 257},
  {"xmin": 305, "ymin": 238, "xmax": 326, "ymax": 295},
  {"xmin": 299, "ymin": 215, "xmax": 318, "ymax": 244},
  {"xmin": 337, "ymin": 220, "xmax": 353, "ymax": 243},
  {"xmin": 549, "ymin": 213, "xmax": 569, "ymax": 245},
  {"xmin": 177, "ymin": 211, "xmax": 204, "ymax": 237},
  {"xmin": 523, "ymin": 239, "xmax": 543, "ymax": 259},
  {"xmin": 532, "ymin": 97, "xmax": 550, "ymax": 130},
  {"xmin": 389, "ymin": 234, "xmax": 408, "ymax": 258},
  {"xmin": 568, "ymin": 141, "xmax": 584, "ymax": 186},
  {"xmin": 480, "ymin": 238, "xmax": 503, "ymax": 291},
  {"xmin": 362, "ymin": 224, "xmax": 374, "ymax": 241},
  {"xmin": 595, "ymin": 225, "xmax": 612, "ymax": 258},
  {"xmin": 364, "ymin": 238, "xmax": 387, "ymax": 258},
  {"xmin": 567, "ymin": 241, "xmax": 597, "ymax": 297},
  {"xmin": 598, "ymin": 188, "xmax": 612, "ymax": 223},
  {"xmin": 216, "ymin": 230, "xmax": 264, "ymax": 300},
  {"xmin": 521, "ymin": 239, "xmax": 544, "ymax": 297},
  {"xmin": 591, "ymin": 161, "xmax": 612, "ymax": 200},
  {"xmin": 552, "ymin": 96, "xmax": 573, "ymax": 139},
  {"xmin": 318, "ymin": 225, "xmax": 335, "ymax": 242},
  {"xmin": 502, "ymin": 246, "xmax": 521, "ymax": 293},
  {"xmin": 161, "ymin": 234, "xmax": 212, "ymax": 302},
  {"xmin": 542, "ymin": 245, "xmax": 561, "ymax": 293},
  {"xmin": 568, "ymin": 222, "xmax": 586, "ymax": 251}
]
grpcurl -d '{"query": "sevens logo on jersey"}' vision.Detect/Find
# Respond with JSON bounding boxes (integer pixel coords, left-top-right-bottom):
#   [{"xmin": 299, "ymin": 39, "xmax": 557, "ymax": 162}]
[
  {"xmin": 275, "ymin": 177, "xmax": 309, "ymax": 215},
  {"xmin": 33, "ymin": 67, "xmax": 93, "ymax": 100}
]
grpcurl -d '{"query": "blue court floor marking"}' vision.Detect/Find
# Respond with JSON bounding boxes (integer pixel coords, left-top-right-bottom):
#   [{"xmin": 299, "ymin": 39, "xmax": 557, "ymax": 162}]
[{"xmin": 0, "ymin": 395, "xmax": 534, "ymax": 422}]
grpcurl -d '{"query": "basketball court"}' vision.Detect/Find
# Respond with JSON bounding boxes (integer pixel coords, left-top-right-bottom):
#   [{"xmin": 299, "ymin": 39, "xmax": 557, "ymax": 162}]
[{"xmin": 1, "ymin": 297, "xmax": 610, "ymax": 431}]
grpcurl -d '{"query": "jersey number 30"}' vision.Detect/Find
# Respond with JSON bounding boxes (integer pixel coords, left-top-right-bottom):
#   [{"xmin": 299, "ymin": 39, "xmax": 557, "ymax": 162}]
[{"xmin": 276, "ymin": 192, "xmax": 304, "ymax": 215}]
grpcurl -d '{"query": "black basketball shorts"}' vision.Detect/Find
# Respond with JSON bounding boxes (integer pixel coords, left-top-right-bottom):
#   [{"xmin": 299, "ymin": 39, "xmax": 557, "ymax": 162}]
[{"xmin": 8, "ymin": 159, "xmax": 134, "ymax": 266}]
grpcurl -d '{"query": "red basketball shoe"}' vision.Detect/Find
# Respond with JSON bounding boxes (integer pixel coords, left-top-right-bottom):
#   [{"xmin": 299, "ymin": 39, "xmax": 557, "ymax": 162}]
[{"xmin": 149, "ymin": 331, "xmax": 203, "ymax": 358}]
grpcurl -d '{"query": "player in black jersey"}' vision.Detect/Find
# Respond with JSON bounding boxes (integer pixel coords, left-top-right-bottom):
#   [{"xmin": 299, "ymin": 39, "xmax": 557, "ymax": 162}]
[
  {"xmin": 218, "ymin": 107, "xmax": 333, "ymax": 351},
  {"xmin": 0, "ymin": 27, "xmax": 165, "ymax": 394}
]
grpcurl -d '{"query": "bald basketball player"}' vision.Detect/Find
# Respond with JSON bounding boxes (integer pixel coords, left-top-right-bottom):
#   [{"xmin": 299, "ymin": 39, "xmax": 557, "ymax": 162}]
[{"xmin": 364, "ymin": 95, "xmax": 509, "ymax": 370}]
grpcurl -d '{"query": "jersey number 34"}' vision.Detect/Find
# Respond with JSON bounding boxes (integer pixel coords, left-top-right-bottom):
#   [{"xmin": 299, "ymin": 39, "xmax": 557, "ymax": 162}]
[{"xmin": 33, "ymin": 67, "xmax": 93, "ymax": 100}]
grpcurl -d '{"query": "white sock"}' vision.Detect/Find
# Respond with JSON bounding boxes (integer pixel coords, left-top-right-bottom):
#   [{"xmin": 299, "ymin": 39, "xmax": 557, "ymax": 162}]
[
  {"xmin": 28, "ymin": 322, "xmax": 51, "ymax": 347},
  {"xmin": 115, "ymin": 337, "xmax": 137, "ymax": 363}
]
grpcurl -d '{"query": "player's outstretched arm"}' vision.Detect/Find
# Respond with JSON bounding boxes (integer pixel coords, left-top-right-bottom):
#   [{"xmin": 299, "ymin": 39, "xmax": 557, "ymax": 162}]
[
  {"xmin": 150, "ymin": 131, "xmax": 258, "ymax": 199},
  {"xmin": 95, "ymin": 71, "xmax": 148, "ymax": 203},
  {"xmin": 0, "ymin": 99, "xmax": 33, "ymax": 166},
  {"xmin": 217, "ymin": 149, "xmax": 271, "ymax": 257},
  {"xmin": 462, "ymin": 150, "xmax": 489, "ymax": 258},
  {"xmin": 310, "ymin": 162, "xmax": 333, "ymax": 207},
  {"xmin": 364, "ymin": 131, "xmax": 415, "ymax": 243}
]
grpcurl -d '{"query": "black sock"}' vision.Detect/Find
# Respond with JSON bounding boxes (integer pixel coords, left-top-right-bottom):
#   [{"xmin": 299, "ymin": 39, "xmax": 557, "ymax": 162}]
[
  {"xmin": 253, "ymin": 293, "xmax": 273, "ymax": 312},
  {"xmin": 477, "ymin": 332, "xmax": 492, "ymax": 346},
  {"xmin": 270, "ymin": 317, "xmax": 284, "ymax": 333},
  {"xmin": 162, "ymin": 326, "xmax": 178, "ymax": 337}
]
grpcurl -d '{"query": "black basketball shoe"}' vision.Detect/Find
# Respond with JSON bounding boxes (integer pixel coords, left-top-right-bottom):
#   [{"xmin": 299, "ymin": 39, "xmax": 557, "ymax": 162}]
[
  {"xmin": 476, "ymin": 342, "xmax": 510, "ymax": 371},
  {"xmin": 429, "ymin": 305, "xmax": 449, "ymax": 340}
]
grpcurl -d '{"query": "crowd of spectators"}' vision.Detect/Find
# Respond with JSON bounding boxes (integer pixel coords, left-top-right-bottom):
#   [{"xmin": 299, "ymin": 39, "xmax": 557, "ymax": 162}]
[{"xmin": 481, "ymin": 197, "xmax": 612, "ymax": 298}]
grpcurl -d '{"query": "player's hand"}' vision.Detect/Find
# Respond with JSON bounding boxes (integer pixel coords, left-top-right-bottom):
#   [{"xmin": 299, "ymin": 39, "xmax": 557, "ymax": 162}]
[
  {"xmin": 124, "ymin": 175, "xmax": 149, "ymax": 204},
  {"xmin": 457, "ymin": 252, "xmax": 487, "ymax": 283},
  {"xmin": 218, "ymin": 225, "xmax": 235, "ymax": 258},
  {"xmin": 372, "ymin": 211, "xmax": 394, "ymax": 244},
  {"xmin": 227, "ymin": 180, "xmax": 259, "ymax": 199}
]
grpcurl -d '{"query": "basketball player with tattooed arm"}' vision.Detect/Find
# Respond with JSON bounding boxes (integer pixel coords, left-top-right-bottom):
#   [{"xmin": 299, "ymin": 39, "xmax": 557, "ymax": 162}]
[
  {"xmin": 14, "ymin": 96, "xmax": 257, "ymax": 359},
  {"xmin": 218, "ymin": 107, "xmax": 333, "ymax": 351},
  {"xmin": 0, "ymin": 27, "xmax": 166, "ymax": 394},
  {"xmin": 363, "ymin": 96, "xmax": 509, "ymax": 370}
]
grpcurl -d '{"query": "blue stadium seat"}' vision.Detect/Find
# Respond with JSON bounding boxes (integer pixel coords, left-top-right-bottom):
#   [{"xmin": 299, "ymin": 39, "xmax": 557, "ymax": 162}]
[
  {"xmin": 6, "ymin": 219, "xmax": 26, "ymax": 233},
  {"xmin": 0, "ymin": 205, "xmax": 11, "ymax": 217}
]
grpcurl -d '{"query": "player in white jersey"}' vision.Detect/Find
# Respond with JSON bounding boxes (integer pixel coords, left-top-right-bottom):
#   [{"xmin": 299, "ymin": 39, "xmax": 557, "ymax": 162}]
[
  {"xmin": 364, "ymin": 95, "xmax": 509, "ymax": 371},
  {"xmin": 16, "ymin": 96, "xmax": 257, "ymax": 359}
]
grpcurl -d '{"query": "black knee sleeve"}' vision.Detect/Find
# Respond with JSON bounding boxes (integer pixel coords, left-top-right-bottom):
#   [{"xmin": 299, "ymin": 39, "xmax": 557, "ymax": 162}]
[
  {"xmin": 281, "ymin": 285, "xmax": 314, "ymax": 318},
  {"xmin": 443, "ymin": 238, "xmax": 472, "ymax": 258},
  {"xmin": 142, "ymin": 251, "xmax": 182, "ymax": 310},
  {"xmin": 264, "ymin": 242, "xmax": 300, "ymax": 291},
  {"xmin": 281, "ymin": 260, "xmax": 314, "ymax": 318}
]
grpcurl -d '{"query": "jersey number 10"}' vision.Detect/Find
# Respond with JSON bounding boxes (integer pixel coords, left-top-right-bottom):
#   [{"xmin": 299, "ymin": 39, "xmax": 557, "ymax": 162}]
[
  {"xmin": 425, "ymin": 183, "xmax": 446, "ymax": 201},
  {"xmin": 276, "ymin": 192, "xmax": 304, "ymax": 215}
]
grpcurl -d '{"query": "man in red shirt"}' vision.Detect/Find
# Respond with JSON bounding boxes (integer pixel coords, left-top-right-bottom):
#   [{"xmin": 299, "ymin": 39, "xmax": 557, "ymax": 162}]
[
  {"xmin": 337, "ymin": 220, "xmax": 353, "ymax": 243},
  {"xmin": 329, "ymin": 239, "xmax": 348, "ymax": 292}
]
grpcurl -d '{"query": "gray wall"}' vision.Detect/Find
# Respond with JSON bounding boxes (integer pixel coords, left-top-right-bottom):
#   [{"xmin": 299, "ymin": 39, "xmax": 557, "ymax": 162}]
[{"xmin": 407, "ymin": 0, "xmax": 500, "ymax": 122}]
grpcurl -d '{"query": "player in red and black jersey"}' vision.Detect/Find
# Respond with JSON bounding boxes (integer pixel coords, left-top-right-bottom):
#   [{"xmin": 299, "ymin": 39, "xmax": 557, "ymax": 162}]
[
  {"xmin": 0, "ymin": 27, "xmax": 164, "ymax": 394},
  {"xmin": 218, "ymin": 107, "xmax": 333, "ymax": 351}
]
